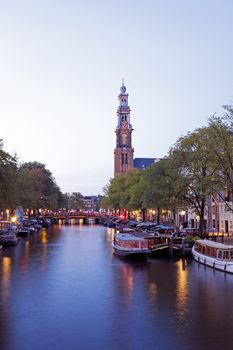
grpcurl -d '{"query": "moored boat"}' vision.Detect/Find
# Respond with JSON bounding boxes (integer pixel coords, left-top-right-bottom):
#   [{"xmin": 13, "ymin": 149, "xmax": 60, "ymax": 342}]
[
  {"xmin": 0, "ymin": 221, "xmax": 18, "ymax": 246},
  {"xmin": 112, "ymin": 232, "xmax": 149, "ymax": 258},
  {"xmin": 0, "ymin": 233, "xmax": 18, "ymax": 246},
  {"xmin": 192, "ymin": 239, "xmax": 233, "ymax": 273}
]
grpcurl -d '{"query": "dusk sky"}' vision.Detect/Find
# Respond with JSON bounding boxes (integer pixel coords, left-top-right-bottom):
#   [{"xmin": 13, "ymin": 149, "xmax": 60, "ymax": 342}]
[{"xmin": 0, "ymin": 0, "xmax": 233, "ymax": 195}]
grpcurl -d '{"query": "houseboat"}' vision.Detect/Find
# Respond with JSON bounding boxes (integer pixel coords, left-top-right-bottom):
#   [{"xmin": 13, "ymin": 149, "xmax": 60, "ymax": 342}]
[
  {"xmin": 192, "ymin": 239, "xmax": 233, "ymax": 273},
  {"xmin": 0, "ymin": 221, "xmax": 18, "ymax": 246},
  {"xmin": 112, "ymin": 232, "xmax": 149, "ymax": 258}
]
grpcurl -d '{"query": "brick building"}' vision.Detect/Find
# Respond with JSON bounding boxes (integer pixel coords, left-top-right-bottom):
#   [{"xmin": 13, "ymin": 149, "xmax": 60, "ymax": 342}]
[{"xmin": 114, "ymin": 81, "xmax": 159, "ymax": 176}]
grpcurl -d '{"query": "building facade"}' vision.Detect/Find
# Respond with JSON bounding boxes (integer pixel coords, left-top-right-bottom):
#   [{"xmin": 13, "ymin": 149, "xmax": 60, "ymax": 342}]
[{"xmin": 83, "ymin": 195, "xmax": 103, "ymax": 212}]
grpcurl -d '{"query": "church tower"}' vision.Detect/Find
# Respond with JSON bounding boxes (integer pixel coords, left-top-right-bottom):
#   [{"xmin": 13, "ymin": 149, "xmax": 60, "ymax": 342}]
[{"xmin": 114, "ymin": 81, "xmax": 134, "ymax": 176}]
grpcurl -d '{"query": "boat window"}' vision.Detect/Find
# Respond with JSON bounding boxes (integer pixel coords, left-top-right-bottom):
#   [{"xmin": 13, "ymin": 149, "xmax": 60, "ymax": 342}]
[
  {"xmin": 116, "ymin": 240, "xmax": 141, "ymax": 249},
  {"xmin": 141, "ymin": 241, "xmax": 148, "ymax": 249},
  {"xmin": 224, "ymin": 251, "xmax": 230, "ymax": 260},
  {"xmin": 218, "ymin": 250, "xmax": 222, "ymax": 259},
  {"xmin": 210, "ymin": 248, "xmax": 216, "ymax": 257},
  {"xmin": 230, "ymin": 251, "xmax": 233, "ymax": 260}
]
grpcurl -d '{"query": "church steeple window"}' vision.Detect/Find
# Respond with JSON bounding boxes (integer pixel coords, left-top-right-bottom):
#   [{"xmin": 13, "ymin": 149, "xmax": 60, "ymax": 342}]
[
  {"xmin": 121, "ymin": 115, "xmax": 127, "ymax": 122},
  {"xmin": 121, "ymin": 153, "xmax": 128, "ymax": 165}
]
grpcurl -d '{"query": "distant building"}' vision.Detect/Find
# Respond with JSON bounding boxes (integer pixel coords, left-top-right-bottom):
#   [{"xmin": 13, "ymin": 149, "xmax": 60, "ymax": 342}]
[
  {"xmin": 114, "ymin": 81, "xmax": 160, "ymax": 176},
  {"xmin": 83, "ymin": 195, "xmax": 103, "ymax": 211}
]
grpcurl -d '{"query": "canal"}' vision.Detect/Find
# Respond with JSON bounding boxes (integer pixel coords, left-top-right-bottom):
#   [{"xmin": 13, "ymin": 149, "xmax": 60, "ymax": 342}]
[{"xmin": 0, "ymin": 224, "xmax": 233, "ymax": 350}]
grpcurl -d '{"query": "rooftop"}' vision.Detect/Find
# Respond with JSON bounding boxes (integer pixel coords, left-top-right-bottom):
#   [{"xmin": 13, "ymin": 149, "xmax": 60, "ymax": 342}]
[
  {"xmin": 133, "ymin": 158, "xmax": 161, "ymax": 169},
  {"xmin": 197, "ymin": 239, "xmax": 233, "ymax": 249}
]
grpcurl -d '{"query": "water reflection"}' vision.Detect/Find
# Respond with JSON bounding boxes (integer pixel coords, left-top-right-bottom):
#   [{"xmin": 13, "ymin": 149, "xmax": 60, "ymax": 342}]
[
  {"xmin": 148, "ymin": 281, "xmax": 157, "ymax": 304},
  {"xmin": 174, "ymin": 258, "xmax": 189, "ymax": 327},
  {"xmin": 1, "ymin": 256, "xmax": 11, "ymax": 303},
  {"xmin": 121, "ymin": 264, "xmax": 134, "ymax": 297},
  {"xmin": 39, "ymin": 229, "xmax": 48, "ymax": 271},
  {"xmin": 19, "ymin": 241, "xmax": 29, "ymax": 279},
  {"xmin": 0, "ymin": 226, "xmax": 233, "ymax": 350},
  {"xmin": 41, "ymin": 228, "xmax": 47, "ymax": 244}
]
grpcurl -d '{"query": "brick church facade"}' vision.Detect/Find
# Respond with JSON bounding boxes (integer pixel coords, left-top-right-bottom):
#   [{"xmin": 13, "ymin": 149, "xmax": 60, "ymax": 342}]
[{"xmin": 114, "ymin": 81, "xmax": 160, "ymax": 176}]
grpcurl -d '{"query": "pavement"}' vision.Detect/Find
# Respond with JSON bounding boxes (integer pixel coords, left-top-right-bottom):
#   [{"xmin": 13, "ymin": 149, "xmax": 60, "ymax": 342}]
[{"xmin": 216, "ymin": 235, "xmax": 233, "ymax": 245}]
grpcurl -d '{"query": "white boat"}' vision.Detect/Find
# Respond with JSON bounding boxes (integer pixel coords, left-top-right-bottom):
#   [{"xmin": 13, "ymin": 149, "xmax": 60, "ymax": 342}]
[
  {"xmin": 112, "ymin": 233, "xmax": 149, "ymax": 258},
  {"xmin": 192, "ymin": 239, "xmax": 233, "ymax": 273}
]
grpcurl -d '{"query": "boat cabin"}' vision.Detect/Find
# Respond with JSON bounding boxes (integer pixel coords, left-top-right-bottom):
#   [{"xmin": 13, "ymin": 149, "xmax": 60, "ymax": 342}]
[
  {"xmin": 114, "ymin": 234, "xmax": 148, "ymax": 249},
  {"xmin": 194, "ymin": 240, "xmax": 233, "ymax": 261}
]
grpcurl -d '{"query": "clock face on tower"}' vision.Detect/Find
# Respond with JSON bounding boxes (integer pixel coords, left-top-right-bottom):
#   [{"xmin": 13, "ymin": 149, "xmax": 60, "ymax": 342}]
[{"xmin": 122, "ymin": 121, "xmax": 127, "ymax": 128}]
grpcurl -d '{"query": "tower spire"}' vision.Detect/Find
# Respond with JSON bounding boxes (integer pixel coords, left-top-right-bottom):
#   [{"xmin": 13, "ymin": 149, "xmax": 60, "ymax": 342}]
[
  {"xmin": 120, "ymin": 79, "xmax": 127, "ymax": 94},
  {"xmin": 114, "ymin": 82, "xmax": 134, "ymax": 176}
]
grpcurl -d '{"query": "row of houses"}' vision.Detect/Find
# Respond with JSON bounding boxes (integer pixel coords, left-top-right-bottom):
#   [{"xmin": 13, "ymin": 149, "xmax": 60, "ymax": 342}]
[
  {"xmin": 126, "ymin": 192, "xmax": 233, "ymax": 234},
  {"xmin": 162, "ymin": 194, "xmax": 233, "ymax": 234}
]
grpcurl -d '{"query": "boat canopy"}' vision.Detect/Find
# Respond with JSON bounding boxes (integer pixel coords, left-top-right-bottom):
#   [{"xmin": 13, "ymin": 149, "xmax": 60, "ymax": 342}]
[
  {"xmin": 196, "ymin": 239, "xmax": 233, "ymax": 250},
  {"xmin": 115, "ymin": 233, "xmax": 146, "ymax": 242}
]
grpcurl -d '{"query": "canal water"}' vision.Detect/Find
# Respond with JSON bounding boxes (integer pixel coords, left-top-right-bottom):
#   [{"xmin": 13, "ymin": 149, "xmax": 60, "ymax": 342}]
[{"xmin": 0, "ymin": 225, "xmax": 233, "ymax": 350}]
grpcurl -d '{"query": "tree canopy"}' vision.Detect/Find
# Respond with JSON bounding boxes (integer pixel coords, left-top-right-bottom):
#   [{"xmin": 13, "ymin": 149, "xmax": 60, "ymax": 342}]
[{"xmin": 103, "ymin": 104, "xmax": 233, "ymax": 232}]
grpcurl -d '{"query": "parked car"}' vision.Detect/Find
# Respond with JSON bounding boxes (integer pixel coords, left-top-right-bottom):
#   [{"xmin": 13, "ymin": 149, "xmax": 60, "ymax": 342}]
[{"xmin": 153, "ymin": 224, "xmax": 175, "ymax": 234}]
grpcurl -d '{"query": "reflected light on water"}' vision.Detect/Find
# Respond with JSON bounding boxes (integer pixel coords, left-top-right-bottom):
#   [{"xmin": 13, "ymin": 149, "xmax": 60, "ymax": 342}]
[
  {"xmin": 106, "ymin": 228, "xmax": 115, "ymax": 255},
  {"xmin": 148, "ymin": 282, "xmax": 157, "ymax": 305},
  {"xmin": 40, "ymin": 229, "xmax": 47, "ymax": 271},
  {"xmin": 1, "ymin": 257, "xmax": 11, "ymax": 303},
  {"xmin": 107, "ymin": 228, "xmax": 115, "ymax": 241},
  {"xmin": 175, "ymin": 259, "xmax": 189, "ymax": 324},
  {"xmin": 41, "ymin": 229, "xmax": 47, "ymax": 244},
  {"xmin": 20, "ymin": 241, "xmax": 29, "ymax": 279},
  {"xmin": 121, "ymin": 265, "xmax": 134, "ymax": 297}
]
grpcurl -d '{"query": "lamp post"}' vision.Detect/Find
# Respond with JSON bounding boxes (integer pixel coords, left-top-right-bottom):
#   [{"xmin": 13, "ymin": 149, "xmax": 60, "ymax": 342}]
[
  {"xmin": 196, "ymin": 214, "xmax": 200, "ymax": 229},
  {"xmin": 179, "ymin": 210, "xmax": 186, "ymax": 229}
]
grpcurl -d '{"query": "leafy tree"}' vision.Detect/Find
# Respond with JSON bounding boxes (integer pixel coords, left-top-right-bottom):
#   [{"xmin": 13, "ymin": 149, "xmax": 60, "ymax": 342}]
[
  {"xmin": 70, "ymin": 192, "xmax": 85, "ymax": 210},
  {"xmin": 143, "ymin": 159, "xmax": 182, "ymax": 224},
  {"xmin": 15, "ymin": 167, "xmax": 36, "ymax": 209},
  {"xmin": 206, "ymin": 110, "xmax": 233, "ymax": 203},
  {"xmin": 0, "ymin": 140, "xmax": 18, "ymax": 211},
  {"xmin": 103, "ymin": 173, "xmax": 129, "ymax": 211},
  {"xmin": 62, "ymin": 192, "xmax": 85, "ymax": 211},
  {"xmin": 165, "ymin": 127, "xmax": 216, "ymax": 233},
  {"xmin": 103, "ymin": 170, "xmax": 139, "ymax": 212},
  {"xmin": 19, "ymin": 162, "xmax": 62, "ymax": 212}
]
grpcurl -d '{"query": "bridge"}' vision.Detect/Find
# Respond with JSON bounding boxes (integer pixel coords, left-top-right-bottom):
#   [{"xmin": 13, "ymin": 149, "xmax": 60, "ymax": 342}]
[{"xmin": 43, "ymin": 211, "xmax": 104, "ymax": 225}]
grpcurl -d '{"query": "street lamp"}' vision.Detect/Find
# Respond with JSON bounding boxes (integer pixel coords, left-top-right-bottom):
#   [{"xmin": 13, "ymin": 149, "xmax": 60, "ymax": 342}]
[
  {"xmin": 196, "ymin": 214, "xmax": 200, "ymax": 229},
  {"xmin": 179, "ymin": 210, "xmax": 186, "ymax": 229}
]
